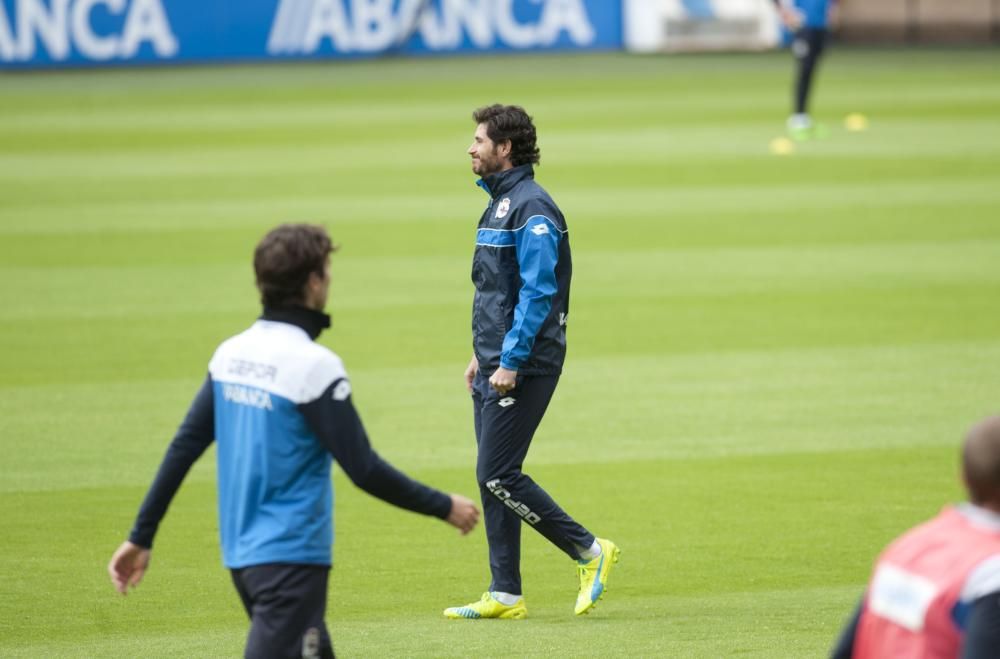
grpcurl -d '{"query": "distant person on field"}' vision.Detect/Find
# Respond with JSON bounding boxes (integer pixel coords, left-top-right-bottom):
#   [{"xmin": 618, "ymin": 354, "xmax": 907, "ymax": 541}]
[
  {"xmin": 443, "ymin": 104, "xmax": 618, "ymax": 621},
  {"xmin": 830, "ymin": 416, "xmax": 1000, "ymax": 658},
  {"xmin": 108, "ymin": 223, "xmax": 480, "ymax": 659},
  {"xmin": 773, "ymin": 0, "xmax": 834, "ymax": 140}
]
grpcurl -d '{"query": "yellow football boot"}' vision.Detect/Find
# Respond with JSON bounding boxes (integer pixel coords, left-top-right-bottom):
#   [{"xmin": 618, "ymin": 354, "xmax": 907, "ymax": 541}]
[
  {"xmin": 444, "ymin": 592, "xmax": 527, "ymax": 620},
  {"xmin": 574, "ymin": 538, "xmax": 620, "ymax": 615}
]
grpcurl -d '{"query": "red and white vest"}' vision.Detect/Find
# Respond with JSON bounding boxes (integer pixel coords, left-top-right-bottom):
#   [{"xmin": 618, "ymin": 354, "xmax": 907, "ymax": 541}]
[{"xmin": 853, "ymin": 505, "xmax": 1000, "ymax": 659}]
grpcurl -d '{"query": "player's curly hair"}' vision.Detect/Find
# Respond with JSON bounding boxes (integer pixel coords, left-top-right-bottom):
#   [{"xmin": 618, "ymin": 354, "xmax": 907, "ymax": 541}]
[
  {"xmin": 472, "ymin": 104, "xmax": 540, "ymax": 167},
  {"xmin": 254, "ymin": 223, "xmax": 336, "ymax": 308}
]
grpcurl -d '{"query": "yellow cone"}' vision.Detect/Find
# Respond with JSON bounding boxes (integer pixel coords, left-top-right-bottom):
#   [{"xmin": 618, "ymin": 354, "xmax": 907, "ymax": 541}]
[
  {"xmin": 769, "ymin": 137, "xmax": 795, "ymax": 156},
  {"xmin": 844, "ymin": 113, "xmax": 869, "ymax": 132}
]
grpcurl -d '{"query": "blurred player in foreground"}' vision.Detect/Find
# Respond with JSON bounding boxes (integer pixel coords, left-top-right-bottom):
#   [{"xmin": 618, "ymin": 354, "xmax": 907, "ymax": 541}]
[
  {"xmin": 774, "ymin": 0, "xmax": 834, "ymax": 140},
  {"xmin": 443, "ymin": 104, "xmax": 618, "ymax": 620},
  {"xmin": 831, "ymin": 416, "xmax": 1000, "ymax": 658},
  {"xmin": 108, "ymin": 224, "xmax": 479, "ymax": 659}
]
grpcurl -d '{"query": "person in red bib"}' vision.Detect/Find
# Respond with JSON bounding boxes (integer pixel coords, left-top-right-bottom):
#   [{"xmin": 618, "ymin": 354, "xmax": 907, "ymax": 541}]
[{"xmin": 831, "ymin": 416, "xmax": 1000, "ymax": 658}]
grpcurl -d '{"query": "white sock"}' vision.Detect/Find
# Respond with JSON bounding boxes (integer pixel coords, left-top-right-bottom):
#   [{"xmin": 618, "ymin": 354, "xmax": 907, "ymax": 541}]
[
  {"xmin": 578, "ymin": 540, "xmax": 602, "ymax": 561},
  {"xmin": 787, "ymin": 113, "xmax": 811, "ymax": 131},
  {"xmin": 491, "ymin": 591, "xmax": 521, "ymax": 605}
]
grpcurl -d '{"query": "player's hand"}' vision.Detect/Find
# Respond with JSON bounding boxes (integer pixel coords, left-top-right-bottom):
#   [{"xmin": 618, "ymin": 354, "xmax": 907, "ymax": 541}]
[
  {"xmin": 464, "ymin": 355, "xmax": 479, "ymax": 393},
  {"xmin": 108, "ymin": 541, "xmax": 151, "ymax": 595},
  {"xmin": 779, "ymin": 6, "xmax": 804, "ymax": 29},
  {"xmin": 446, "ymin": 494, "xmax": 480, "ymax": 535},
  {"xmin": 489, "ymin": 367, "xmax": 517, "ymax": 395}
]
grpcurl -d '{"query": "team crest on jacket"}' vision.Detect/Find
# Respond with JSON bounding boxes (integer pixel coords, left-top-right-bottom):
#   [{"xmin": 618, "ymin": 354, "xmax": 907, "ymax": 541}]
[{"xmin": 495, "ymin": 198, "xmax": 511, "ymax": 219}]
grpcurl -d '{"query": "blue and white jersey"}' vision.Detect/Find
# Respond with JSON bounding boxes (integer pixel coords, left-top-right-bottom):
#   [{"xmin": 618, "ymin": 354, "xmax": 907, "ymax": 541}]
[
  {"xmin": 208, "ymin": 320, "xmax": 344, "ymax": 568},
  {"xmin": 128, "ymin": 310, "xmax": 451, "ymax": 571}
]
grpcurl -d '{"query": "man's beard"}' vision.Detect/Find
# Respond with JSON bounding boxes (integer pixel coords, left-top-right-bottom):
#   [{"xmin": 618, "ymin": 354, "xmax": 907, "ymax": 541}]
[{"xmin": 476, "ymin": 153, "xmax": 503, "ymax": 176}]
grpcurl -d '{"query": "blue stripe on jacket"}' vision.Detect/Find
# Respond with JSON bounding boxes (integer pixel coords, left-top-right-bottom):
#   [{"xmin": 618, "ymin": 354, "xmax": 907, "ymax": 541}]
[
  {"xmin": 500, "ymin": 215, "xmax": 562, "ymax": 370},
  {"xmin": 475, "ymin": 228, "xmax": 516, "ymax": 247}
]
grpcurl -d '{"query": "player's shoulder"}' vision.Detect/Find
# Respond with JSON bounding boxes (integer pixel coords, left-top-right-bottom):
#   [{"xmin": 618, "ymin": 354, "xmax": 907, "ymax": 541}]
[
  {"xmin": 290, "ymin": 343, "xmax": 352, "ymax": 404},
  {"xmin": 511, "ymin": 180, "xmax": 566, "ymax": 231},
  {"xmin": 302, "ymin": 341, "xmax": 348, "ymax": 383},
  {"xmin": 272, "ymin": 339, "xmax": 349, "ymax": 405},
  {"xmin": 962, "ymin": 554, "xmax": 1000, "ymax": 603},
  {"xmin": 208, "ymin": 325, "xmax": 254, "ymax": 371},
  {"xmin": 514, "ymin": 176, "xmax": 557, "ymax": 207}
]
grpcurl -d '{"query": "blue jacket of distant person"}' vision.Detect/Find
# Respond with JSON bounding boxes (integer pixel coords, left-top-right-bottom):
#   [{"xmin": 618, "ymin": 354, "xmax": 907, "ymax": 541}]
[
  {"xmin": 471, "ymin": 164, "xmax": 571, "ymax": 376},
  {"xmin": 792, "ymin": 0, "xmax": 831, "ymax": 29}
]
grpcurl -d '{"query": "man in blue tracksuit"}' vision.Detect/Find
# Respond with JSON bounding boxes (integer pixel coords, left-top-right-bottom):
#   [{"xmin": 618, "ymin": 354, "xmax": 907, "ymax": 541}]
[
  {"xmin": 443, "ymin": 105, "xmax": 619, "ymax": 620},
  {"xmin": 775, "ymin": 0, "xmax": 834, "ymax": 138},
  {"xmin": 108, "ymin": 224, "xmax": 480, "ymax": 658}
]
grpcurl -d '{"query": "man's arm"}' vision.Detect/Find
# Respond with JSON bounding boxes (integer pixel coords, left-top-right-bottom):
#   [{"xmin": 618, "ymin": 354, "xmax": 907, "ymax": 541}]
[
  {"xmin": 109, "ymin": 375, "xmax": 215, "ymax": 594},
  {"xmin": 829, "ymin": 598, "xmax": 862, "ymax": 659},
  {"xmin": 963, "ymin": 591, "xmax": 1000, "ymax": 659},
  {"xmin": 960, "ymin": 554, "xmax": 1000, "ymax": 658},
  {"xmin": 464, "ymin": 354, "xmax": 479, "ymax": 393},
  {"xmin": 772, "ymin": 0, "xmax": 804, "ymax": 29},
  {"xmin": 299, "ymin": 379, "xmax": 478, "ymax": 533},
  {"xmin": 491, "ymin": 208, "xmax": 563, "ymax": 396}
]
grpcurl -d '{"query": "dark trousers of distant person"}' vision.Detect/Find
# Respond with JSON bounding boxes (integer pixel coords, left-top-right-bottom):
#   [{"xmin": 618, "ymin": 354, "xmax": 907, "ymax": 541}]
[
  {"xmin": 792, "ymin": 27, "xmax": 828, "ymax": 115},
  {"xmin": 231, "ymin": 564, "xmax": 335, "ymax": 659},
  {"xmin": 472, "ymin": 370, "xmax": 594, "ymax": 595}
]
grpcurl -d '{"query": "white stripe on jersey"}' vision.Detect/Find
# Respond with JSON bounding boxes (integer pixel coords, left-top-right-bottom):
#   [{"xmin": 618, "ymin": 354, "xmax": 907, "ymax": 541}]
[
  {"xmin": 961, "ymin": 555, "xmax": 1000, "ymax": 603},
  {"xmin": 208, "ymin": 320, "xmax": 346, "ymax": 405}
]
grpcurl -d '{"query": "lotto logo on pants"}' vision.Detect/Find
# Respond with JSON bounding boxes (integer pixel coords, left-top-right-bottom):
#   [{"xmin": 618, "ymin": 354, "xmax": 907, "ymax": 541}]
[{"xmin": 486, "ymin": 479, "xmax": 541, "ymax": 525}]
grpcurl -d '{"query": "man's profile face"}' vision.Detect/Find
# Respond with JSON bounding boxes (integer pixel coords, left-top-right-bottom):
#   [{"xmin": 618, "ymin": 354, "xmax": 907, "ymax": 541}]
[{"xmin": 468, "ymin": 123, "xmax": 508, "ymax": 177}]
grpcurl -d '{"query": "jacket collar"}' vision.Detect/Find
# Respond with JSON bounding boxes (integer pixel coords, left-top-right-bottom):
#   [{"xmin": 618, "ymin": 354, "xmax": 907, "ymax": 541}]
[
  {"xmin": 260, "ymin": 305, "xmax": 331, "ymax": 340},
  {"xmin": 957, "ymin": 503, "xmax": 1000, "ymax": 532},
  {"xmin": 477, "ymin": 164, "xmax": 534, "ymax": 199}
]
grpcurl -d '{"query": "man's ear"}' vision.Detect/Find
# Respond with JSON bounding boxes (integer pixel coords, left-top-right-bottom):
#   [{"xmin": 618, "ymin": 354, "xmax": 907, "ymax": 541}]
[
  {"xmin": 310, "ymin": 270, "xmax": 326, "ymax": 290},
  {"xmin": 304, "ymin": 271, "xmax": 322, "ymax": 300},
  {"xmin": 498, "ymin": 139, "xmax": 512, "ymax": 158}
]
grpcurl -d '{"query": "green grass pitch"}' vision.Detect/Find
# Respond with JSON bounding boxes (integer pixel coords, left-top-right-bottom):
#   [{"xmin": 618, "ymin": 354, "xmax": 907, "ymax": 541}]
[{"xmin": 2, "ymin": 47, "xmax": 999, "ymax": 657}]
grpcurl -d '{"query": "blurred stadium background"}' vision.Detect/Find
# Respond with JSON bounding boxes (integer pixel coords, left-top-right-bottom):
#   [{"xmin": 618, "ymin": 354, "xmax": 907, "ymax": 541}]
[{"xmin": 2, "ymin": 0, "xmax": 999, "ymax": 657}]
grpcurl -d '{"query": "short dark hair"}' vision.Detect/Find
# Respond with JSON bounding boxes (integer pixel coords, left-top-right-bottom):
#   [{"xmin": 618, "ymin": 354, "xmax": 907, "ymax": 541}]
[
  {"xmin": 964, "ymin": 417, "xmax": 1000, "ymax": 506},
  {"xmin": 254, "ymin": 223, "xmax": 335, "ymax": 308},
  {"xmin": 472, "ymin": 104, "xmax": 540, "ymax": 167}
]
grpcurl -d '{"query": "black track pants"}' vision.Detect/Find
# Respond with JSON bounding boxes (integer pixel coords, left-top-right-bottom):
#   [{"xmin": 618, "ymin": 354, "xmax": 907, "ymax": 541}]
[{"xmin": 472, "ymin": 371, "xmax": 594, "ymax": 595}]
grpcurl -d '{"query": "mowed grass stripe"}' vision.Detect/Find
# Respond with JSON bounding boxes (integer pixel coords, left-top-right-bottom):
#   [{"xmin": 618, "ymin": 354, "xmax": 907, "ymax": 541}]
[
  {"xmin": 5, "ymin": 113, "xmax": 1000, "ymax": 169},
  {"xmin": 3, "ymin": 179, "xmax": 999, "ymax": 235},
  {"xmin": 2, "ymin": 50, "xmax": 995, "ymax": 119},
  {"xmin": 8, "ymin": 61, "xmax": 997, "ymax": 132},
  {"xmin": 0, "ymin": 587, "xmax": 857, "ymax": 658},
  {"xmin": 5, "ymin": 340, "xmax": 998, "ymax": 495},
  {"xmin": 2, "ymin": 276, "xmax": 998, "ymax": 383},
  {"xmin": 3, "ymin": 94, "xmax": 996, "ymax": 154},
  {"xmin": 3, "ymin": 238, "xmax": 999, "ymax": 318}
]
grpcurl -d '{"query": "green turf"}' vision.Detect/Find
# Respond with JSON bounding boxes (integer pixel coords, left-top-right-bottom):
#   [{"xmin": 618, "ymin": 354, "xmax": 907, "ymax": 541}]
[{"xmin": 2, "ymin": 47, "xmax": 1000, "ymax": 657}]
